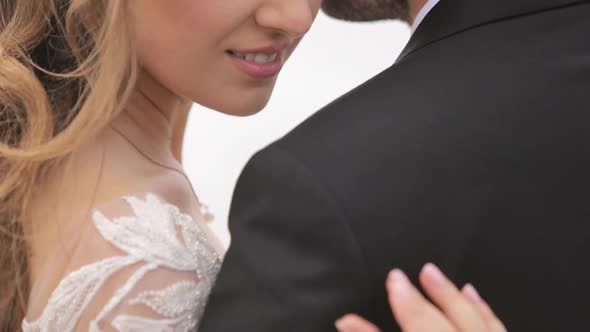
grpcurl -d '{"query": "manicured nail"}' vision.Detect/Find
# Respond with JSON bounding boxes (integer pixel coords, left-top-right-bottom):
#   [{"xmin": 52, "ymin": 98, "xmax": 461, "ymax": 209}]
[
  {"xmin": 335, "ymin": 317, "xmax": 352, "ymax": 332},
  {"xmin": 463, "ymin": 283, "xmax": 482, "ymax": 303},
  {"xmin": 423, "ymin": 263, "xmax": 447, "ymax": 285},
  {"xmin": 389, "ymin": 269, "xmax": 412, "ymax": 299}
]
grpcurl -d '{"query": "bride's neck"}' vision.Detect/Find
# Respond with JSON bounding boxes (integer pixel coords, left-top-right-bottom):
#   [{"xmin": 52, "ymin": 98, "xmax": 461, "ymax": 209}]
[
  {"xmin": 111, "ymin": 70, "xmax": 189, "ymax": 166},
  {"xmin": 26, "ymin": 71, "xmax": 193, "ymax": 285}
]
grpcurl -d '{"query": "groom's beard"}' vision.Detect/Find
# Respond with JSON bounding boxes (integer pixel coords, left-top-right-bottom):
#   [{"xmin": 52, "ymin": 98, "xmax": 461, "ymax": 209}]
[{"xmin": 321, "ymin": 0, "xmax": 410, "ymax": 22}]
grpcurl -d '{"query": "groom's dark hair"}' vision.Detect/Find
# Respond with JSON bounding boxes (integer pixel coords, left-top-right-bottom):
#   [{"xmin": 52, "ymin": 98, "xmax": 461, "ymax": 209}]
[{"xmin": 322, "ymin": 0, "xmax": 411, "ymax": 22}]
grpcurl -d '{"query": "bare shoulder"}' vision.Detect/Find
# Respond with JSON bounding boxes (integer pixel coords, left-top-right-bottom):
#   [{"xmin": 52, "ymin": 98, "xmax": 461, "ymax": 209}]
[
  {"xmin": 68, "ymin": 188, "xmax": 216, "ymax": 267},
  {"xmin": 24, "ymin": 190, "xmax": 223, "ymax": 331}
]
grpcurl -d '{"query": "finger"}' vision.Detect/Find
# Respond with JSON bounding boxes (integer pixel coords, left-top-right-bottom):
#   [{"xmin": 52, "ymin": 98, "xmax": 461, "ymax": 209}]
[
  {"xmin": 419, "ymin": 263, "xmax": 488, "ymax": 331},
  {"xmin": 387, "ymin": 269, "xmax": 456, "ymax": 332},
  {"xmin": 335, "ymin": 314, "xmax": 381, "ymax": 332},
  {"xmin": 462, "ymin": 284, "xmax": 508, "ymax": 332}
]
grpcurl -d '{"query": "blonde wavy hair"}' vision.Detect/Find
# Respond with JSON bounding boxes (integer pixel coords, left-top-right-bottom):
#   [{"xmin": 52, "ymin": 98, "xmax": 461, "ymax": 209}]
[{"xmin": 0, "ymin": 0, "xmax": 138, "ymax": 329}]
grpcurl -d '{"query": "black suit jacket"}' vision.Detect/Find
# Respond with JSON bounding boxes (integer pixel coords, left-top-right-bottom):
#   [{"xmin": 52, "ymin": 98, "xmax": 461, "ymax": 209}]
[{"xmin": 200, "ymin": 1, "xmax": 590, "ymax": 331}]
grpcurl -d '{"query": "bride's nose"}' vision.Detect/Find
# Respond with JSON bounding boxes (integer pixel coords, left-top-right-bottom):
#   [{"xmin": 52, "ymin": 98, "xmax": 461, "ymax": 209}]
[{"xmin": 255, "ymin": 0, "xmax": 315, "ymax": 39}]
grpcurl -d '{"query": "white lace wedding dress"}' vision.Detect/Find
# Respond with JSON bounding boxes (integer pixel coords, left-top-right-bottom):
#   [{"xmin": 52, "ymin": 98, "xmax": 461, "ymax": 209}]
[{"xmin": 22, "ymin": 193, "xmax": 222, "ymax": 332}]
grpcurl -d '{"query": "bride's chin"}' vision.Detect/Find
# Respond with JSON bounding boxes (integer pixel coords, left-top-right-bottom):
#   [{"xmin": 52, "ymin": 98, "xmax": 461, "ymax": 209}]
[
  {"xmin": 205, "ymin": 94, "xmax": 272, "ymax": 117},
  {"xmin": 220, "ymin": 102, "xmax": 269, "ymax": 117}
]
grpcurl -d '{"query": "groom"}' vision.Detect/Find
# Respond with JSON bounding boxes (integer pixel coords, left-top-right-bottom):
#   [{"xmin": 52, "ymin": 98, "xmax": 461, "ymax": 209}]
[{"xmin": 200, "ymin": 0, "xmax": 590, "ymax": 331}]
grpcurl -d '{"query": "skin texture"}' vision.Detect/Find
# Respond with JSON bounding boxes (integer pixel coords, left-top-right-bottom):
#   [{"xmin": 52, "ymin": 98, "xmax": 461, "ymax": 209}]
[
  {"xmin": 126, "ymin": 3, "xmax": 503, "ymax": 332},
  {"xmin": 28, "ymin": 0, "xmax": 321, "ymax": 294},
  {"xmin": 27, "ymin": 1, "xmax": 503, "ymax": 330},
  {"xmin": 336, "ymin": 264, "xmax": 507, "ymax": 332},
  {"xmin": 129, "ymin": 0, "xmax": 322, "ymax": 117},
  {"xmin": 126, "ymin": 0, "xmax": 322, "ymax": 172}
]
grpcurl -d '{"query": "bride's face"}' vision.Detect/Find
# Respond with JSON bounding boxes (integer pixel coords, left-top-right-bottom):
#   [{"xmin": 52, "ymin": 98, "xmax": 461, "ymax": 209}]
[{"xmin": 130, "ymin": 0, "xmax": 322, "ymax": 116}]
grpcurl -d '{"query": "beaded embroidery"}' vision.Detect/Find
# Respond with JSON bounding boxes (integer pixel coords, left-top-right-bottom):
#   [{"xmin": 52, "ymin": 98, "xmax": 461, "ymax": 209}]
[{"xmin": 22, "ymin": 194, "xmax": 222, "ymax": 332}]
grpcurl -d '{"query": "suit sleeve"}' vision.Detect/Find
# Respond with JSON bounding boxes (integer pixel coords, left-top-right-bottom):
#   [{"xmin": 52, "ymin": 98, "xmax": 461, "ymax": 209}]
[{"xmin": 198, "ymin": 146, "xmax": 370, "ymax": 332}]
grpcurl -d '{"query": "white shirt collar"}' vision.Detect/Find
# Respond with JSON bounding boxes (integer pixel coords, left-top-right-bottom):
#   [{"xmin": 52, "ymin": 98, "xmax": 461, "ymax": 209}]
[{"xmin": 411, "ymin": 0, "xmax": 441, "ymax": 33}]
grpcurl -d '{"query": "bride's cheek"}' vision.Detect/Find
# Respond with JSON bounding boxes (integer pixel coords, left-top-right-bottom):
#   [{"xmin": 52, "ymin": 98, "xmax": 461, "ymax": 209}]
[{"xmin": 128, "ymin": 0, "xmax": 292, "ymax": 117}]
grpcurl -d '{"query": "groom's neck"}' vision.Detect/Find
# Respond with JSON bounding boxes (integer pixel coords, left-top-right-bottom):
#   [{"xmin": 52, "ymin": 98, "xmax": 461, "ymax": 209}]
[{"xmin": 408, "ymin": 0, "xmax": 429, "ymax": 24}]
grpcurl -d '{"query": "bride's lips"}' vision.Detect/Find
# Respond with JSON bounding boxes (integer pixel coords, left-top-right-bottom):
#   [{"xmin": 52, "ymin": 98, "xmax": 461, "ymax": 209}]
[{"xmin": 226, "ymin": 44, "xmax": 287, "ymax": 79}]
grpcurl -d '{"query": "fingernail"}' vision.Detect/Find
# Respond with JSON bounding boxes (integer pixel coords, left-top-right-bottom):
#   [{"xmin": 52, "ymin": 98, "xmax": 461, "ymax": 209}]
[
  {"xmin": 389, "ymin": 269, "xmax": 412, "ymax": 299},
  {"xmin": 423, "ymin": 263, "xmax": 447, "ymax": 285},
  {"xmin": 463, "ymin": 283, "xmax": 482, "ymax": 303},
  {"xmin": 335, "ymin": 317, "xmax": 351, "ymax": 331}
]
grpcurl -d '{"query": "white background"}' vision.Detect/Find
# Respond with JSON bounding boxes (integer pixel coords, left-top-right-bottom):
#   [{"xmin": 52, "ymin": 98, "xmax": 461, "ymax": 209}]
[{"xmin": 184, "ymin": 13, "xmax": 411, "ymax": 246}]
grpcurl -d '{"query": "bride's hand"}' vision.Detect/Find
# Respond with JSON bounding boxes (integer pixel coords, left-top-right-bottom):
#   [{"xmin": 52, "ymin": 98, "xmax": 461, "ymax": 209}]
[{"xmin": 336, "ymin": 263, "xmax": 507, "ymax": 332}]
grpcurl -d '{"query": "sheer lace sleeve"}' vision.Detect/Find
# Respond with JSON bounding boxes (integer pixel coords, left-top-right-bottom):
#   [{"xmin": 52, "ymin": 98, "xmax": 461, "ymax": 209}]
[{"xmin": 22, "ymin": 193, "xmax": 222, "ymax": 332}]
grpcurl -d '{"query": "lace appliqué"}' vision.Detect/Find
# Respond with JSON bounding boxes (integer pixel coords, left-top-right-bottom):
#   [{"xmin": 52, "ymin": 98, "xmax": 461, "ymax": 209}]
[{"xmin": 22, "ymin": 194, "xmax": 222, "ymax": 332}]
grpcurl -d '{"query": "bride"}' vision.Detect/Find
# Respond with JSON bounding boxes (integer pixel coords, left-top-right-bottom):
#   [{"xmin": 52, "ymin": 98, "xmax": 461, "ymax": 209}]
[{"xmin": 0, "ymin": 0, "xmax": 504, "ymax": 331}]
